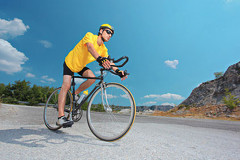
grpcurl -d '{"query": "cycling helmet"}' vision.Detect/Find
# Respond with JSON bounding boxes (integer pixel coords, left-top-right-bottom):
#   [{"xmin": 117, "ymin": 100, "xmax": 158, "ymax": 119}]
[{"xmin": 99, "ymin": 24, "xmax": 114, "ymax": 35}]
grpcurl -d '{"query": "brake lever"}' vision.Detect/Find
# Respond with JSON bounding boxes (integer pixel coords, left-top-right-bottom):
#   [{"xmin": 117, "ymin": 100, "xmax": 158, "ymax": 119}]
[
  {"xmin": 109, "ymin": 69, "xmax": 130, "ymax": 76},
  {"xmin": 124, "ymin": 70, "xmax": 130, "ymax": 75}
]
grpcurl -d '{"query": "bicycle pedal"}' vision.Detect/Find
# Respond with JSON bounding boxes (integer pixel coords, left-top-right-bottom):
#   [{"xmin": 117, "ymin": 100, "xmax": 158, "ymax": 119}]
[
  {"xmin": 62, "ymin": 125, "xmax": 72, "ymax": 128},
  {"xmin": 62, "ymin": 121, "xmax": 74, "ymax": 128}
]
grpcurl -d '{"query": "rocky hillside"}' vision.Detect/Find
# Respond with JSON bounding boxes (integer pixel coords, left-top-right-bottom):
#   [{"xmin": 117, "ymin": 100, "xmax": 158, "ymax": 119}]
[
  {"xmin": 180, "ymin": 61, "xmax": 240, "ymax": 107},
  {"xmin": 152, "ymin": 105, "xmax": 240, "ymax": 121}
]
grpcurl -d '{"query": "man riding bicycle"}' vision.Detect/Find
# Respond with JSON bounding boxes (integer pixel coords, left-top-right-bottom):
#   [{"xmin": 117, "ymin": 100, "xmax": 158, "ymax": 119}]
[{"xmin": 57, "ymin": 24, "xmax": 127, "ymax": 127}]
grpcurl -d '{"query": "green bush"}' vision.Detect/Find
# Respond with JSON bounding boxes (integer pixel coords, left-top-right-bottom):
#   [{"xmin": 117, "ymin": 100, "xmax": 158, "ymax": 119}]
[
  {"xmin": 185, "ymin": 105, "xmax": 191, "ymax": 110},
  {"xmin": 81, "ymin": 102, "xmax": 88, "ymax": 111},
  {"xmin": 0, "ymin": 80, "xmax": 57, "ymax": 105},
  {"xmin": 81, "ymin": 103, "xmax": 124, "ymax": 112},
  {"xmin": 2, "ymin": 97, "xmax": 18, "ymax": 104},
  {"xmin": 222, "ymin": 89, "xmax": 240, "ymax": 111},
  {"xmin": 177, "ymin": 104, "xmax": 185, "ymax": 110},
  {"xmin": 79, "ymin": 102, "xmax": 104, "ymax": 112},
  {"xmin": 214, "ymin": 72, "xmax": 223, "ymax": 79},
  {"xmin": 90, "ymin": 103, "xmax": 105, "ymax": 112}
]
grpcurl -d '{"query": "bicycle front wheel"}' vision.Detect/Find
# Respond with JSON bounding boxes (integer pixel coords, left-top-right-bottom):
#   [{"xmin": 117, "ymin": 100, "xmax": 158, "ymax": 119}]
[
  {"xmin": 43, "ymin": 87, "xmax": 73, "ymax": 130},
  {"xmin": 87, "ymin": 83, "xmax": 136, "ymax": 141}
]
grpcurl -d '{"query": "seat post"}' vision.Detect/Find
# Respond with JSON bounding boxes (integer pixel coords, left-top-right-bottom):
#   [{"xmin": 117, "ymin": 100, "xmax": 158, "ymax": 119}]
[
  {"xmin": 72, "ymin": 76, "xmax": 76, "ymax": 100},
  {"xmin": 72, "ymin": 76, "xmax": 76, "ymax": 113}
]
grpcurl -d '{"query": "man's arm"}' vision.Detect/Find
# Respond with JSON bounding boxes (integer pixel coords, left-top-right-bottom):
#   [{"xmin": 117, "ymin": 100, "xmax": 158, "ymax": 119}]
[
  {"xmin": 86, "ymin": 42, "xmax": 100, "ymax": 59},
  {"xmin": 111, "ymin": 62, "xmax": 128, "ymax": 81},
  {"xmin": 111, "ymin": 64, "xmax": 118, "ymax": 72},
  {"xmin": 86, "ymin": 43, "xmax": 127, "ymax": 80},
  {"xmin": 86, "ymin": 42, "xmax": 111, "ymax": 69}
]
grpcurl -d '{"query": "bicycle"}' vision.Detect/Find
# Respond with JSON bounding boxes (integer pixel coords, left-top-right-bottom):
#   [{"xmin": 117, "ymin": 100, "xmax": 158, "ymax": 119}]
[{"xmin": 43, "ymin": 56, "xmax": 136, "ymax": 142}]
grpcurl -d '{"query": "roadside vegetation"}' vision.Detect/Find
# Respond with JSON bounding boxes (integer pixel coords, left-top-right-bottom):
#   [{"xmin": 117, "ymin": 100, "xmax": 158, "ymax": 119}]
[
  {"xmin": 223, "ymin": 88, "xmax": 240, "ymax": 111},
  {"xmin": 0, "ymin": 80, "xmax": 56, "ymax": 106}
]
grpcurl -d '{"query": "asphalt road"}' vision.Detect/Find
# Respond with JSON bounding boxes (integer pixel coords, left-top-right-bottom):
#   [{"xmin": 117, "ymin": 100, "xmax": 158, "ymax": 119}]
[{"xmin": 0, "ymin": 104, "xmax": 240, "ymax": 160}]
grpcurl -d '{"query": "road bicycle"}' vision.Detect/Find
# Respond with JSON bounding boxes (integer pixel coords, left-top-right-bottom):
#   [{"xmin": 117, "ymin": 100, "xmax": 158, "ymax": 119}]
[{"xmin": 43, "ymin": 56, "xmax": 136, "ymax": 142}]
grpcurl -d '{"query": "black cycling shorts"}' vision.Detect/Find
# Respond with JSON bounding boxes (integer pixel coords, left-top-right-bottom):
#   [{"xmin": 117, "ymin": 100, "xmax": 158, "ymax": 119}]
[{"xmin": 63, "ymin": 62, "xmax": 89, "ymax": 76}]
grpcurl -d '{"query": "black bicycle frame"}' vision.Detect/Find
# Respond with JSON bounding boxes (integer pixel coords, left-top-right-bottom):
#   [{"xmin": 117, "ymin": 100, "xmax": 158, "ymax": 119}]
[
  {"xmin": 71, "ymin": 70, "xmax": 104, "ymax": 113},
  {"xmin": 70, "ymin": 56, "xmax": 129, "ymax": 113}
]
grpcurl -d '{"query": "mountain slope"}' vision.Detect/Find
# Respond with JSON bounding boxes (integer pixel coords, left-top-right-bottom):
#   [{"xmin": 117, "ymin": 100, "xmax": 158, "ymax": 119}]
[{"xmin": 180, "ymin": 61, "xmax": 240, "ymax": 107}]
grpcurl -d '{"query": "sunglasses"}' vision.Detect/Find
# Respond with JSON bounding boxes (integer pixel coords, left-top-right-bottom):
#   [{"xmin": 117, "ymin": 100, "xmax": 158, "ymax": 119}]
[{"xmin": 105, "ymin": 29, "xmax": 113, "ymax": 36}]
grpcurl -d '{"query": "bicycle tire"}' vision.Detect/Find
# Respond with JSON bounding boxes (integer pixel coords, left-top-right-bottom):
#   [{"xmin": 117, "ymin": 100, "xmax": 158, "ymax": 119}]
[
  {"xmin": 87, "ymin": 83, "xmax": 136, "ymax": 141},
  {"xmin": 43, "ymin": 87, "xmax": 73, "ymax": 130}
]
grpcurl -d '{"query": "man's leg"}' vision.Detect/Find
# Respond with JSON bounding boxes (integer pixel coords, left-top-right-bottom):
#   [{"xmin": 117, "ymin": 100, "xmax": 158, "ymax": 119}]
[
  {"xmin": 58, "ymin": 75, "xmax": 72, "ymax": 117},
  {"xmin": 75, "ymin": 69, "xmax": 96, "ymax": 95}
]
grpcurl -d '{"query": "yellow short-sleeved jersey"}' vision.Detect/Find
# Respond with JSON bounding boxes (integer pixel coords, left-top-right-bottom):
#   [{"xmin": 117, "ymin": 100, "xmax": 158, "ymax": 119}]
[{"xmin": 65, "ymin": 32, "xmax": 109, "ymax": 72}]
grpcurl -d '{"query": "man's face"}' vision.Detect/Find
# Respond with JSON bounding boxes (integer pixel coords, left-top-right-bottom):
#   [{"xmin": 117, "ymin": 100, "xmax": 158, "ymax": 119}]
[{"xmin": 101, "ymin": 29, "xmax": 113, "ymax": 42}]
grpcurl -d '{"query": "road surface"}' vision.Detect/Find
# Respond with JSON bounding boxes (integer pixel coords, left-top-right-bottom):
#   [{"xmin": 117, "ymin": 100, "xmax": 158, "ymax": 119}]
[{"xmin": 0, "ymin": 104, "xmax": 240, "ymax": 160}]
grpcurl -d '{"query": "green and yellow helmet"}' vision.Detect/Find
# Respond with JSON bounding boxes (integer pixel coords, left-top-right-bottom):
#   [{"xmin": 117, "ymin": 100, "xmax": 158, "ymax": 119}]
[{"xmin": 99, "ymin": 24, "xmax": 114, "ymax": 35}]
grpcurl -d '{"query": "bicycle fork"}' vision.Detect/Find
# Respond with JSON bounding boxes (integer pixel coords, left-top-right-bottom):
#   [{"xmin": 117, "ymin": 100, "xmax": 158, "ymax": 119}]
[{"xmin": 100, "ymin": 83, "xmax": 112, "ymax": 112}]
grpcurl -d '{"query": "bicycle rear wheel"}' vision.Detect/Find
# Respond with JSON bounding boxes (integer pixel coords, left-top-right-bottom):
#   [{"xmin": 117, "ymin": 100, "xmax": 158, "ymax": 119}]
[
  {"xmin": 87, "ymin": 83, "xmax": 136, "ymax": 141},
  {"xmin": 43, "ymin": 87, "xmax": 73, "ymax": 130}
]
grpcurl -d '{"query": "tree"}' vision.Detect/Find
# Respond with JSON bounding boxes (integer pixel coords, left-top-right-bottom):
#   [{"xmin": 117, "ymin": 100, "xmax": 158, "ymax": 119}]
[
  {"xmin": 40, "ymin": 86, "xmax": 50, "ymax": 103},
  {"xmin": 3, "ymin": 83, "xmax": 13, "ymax": 97},
  {"xmin": 28, "ymin": 85, "xmax": 43, "ymax": 105},
  {"xmin": 1, "ymin": 80, "xmax": 57, "ymax": 105},
  {"xmin": 40, "ymin": 86, "xmax": 56, "ymax": 103},
  {"xmin": 11, "ymin": 80, "xmax": 31, "ymax": 101},
  {"xmin": 214, "ymin": 72, "xmax": 223, "ymax": 79},
  {"xmin": 1, "ymin": 83, "xmax": 17, "ymax": 104},
  {"xmin": 0, "ymin": 83, "xmax": 6, "ymax": 97}
]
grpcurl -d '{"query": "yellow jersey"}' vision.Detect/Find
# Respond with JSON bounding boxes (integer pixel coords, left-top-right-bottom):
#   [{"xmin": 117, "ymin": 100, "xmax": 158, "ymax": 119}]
[{"xmin": 65, "ymin": 32, "xmax": 108, "ymax": 72}]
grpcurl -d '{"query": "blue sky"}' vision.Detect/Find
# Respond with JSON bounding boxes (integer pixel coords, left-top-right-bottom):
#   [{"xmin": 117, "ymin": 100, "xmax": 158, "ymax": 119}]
[{"xmin": 0, "ymin": 0, "xmax": 240, "ymax": 106}]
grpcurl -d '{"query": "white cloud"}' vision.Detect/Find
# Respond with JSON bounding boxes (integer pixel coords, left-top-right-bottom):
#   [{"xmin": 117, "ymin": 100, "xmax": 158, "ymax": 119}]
[
  {"xmin": 106, "ymin": 94, "xmax": 117, "ymax": 99},
  {"xmin": 0, "ymin": 39, "xmax": 28, "ymax": 74},
  {"xmin": 41, "ymin": 75, "xmax": 56, "ymax": 83},
  {"xmin": 164, "ymin": 60, "xmax": 179, "ymax": 69},
  {"xmin": 40, "ymin": 80, "xmax": 46, "ymax": 83},
  {"xmin": 0, "ymin": 18, "xmax": 29, "ymax": 39},
  {"xmin": 74, "ymin": 78, "xmax": 85, "ymax": 84},
  {"xmin": 39, "ymin": 40, "xmax": 52, "ymax": 48},
  {"xmin": 95, "ymin": 71, "xmax": 101, "ymax": 75},
  {"xmin": 121, "ymin": 94, "xmax": 129, "ymax": 99},
  {"xmin": 144, "ymin": 93, "xmax": 184, "ymax": 100},
  {"xmin": 0, "ymin": 18, "xmax": 29, "ymax": 74},
  {"xmin": 95, "ymin": 70, "xmax": 106, "ymax": 76},
  {"xmin": 143, "ymin": 101, "xmax": 157, "ymax": 105},
  {"xmin": 161, "ymin": 102, "xmax": 175, "ymax": 106},
  {"xmin": 26, "ymin": 73, "xmax": 35, "ymax": 78}
]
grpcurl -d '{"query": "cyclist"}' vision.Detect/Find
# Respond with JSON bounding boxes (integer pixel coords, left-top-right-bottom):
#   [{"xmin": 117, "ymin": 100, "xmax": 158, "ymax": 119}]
[{"xmin": 57, "ymin": 24, "xmax": 128, "ymax": 127}]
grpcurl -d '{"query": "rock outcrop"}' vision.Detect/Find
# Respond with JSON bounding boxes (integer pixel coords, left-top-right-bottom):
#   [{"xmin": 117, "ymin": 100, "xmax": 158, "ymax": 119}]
[{"xmin": 180, "ymin": 61, "xmax": 240, "ymax": 107}]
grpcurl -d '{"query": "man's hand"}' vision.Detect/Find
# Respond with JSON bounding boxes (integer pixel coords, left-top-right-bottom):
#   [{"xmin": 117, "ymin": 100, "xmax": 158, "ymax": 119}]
[
  {"xmin": 115, "ymin": 69, "xmax": 128, "ymax": 81},
  {"xmin": 97, "ymin": 56, "xmax": 111, "ymax": 69}
]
